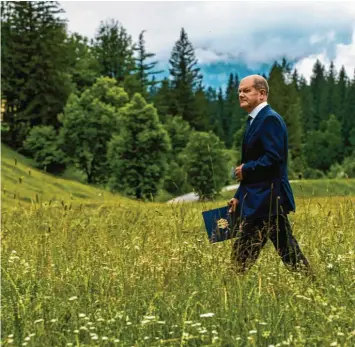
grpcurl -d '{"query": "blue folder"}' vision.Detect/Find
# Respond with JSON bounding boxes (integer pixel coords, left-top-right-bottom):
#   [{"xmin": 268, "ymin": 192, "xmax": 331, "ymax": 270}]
[{"xmin": 202, "ymin": 206, "xmax": 239, "ymax": 243}]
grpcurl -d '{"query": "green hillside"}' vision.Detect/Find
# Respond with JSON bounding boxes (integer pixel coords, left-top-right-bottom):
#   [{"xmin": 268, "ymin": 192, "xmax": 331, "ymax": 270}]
[
  {"xmin": 2, "ymin": 144, "xmax": 355, "ymax": 209},
  {"xmin": 1, "ymin": 144, "xmax": 129, "ymax": 207}
]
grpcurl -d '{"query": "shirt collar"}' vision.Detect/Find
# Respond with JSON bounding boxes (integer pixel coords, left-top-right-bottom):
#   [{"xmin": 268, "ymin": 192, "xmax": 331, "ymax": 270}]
[{"xmin": 249, "ymin": 101, "xmax": 268, "ymax": 120}]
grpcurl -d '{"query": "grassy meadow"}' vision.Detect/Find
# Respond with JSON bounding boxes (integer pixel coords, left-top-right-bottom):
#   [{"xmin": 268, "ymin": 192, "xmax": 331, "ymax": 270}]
[{"xmin": 1, "ymin": 145, "xmax": 355, "ymax": 346}]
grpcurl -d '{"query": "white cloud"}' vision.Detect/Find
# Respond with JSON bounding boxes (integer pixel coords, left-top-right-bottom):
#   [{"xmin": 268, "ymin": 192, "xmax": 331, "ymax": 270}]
[
  {"xmin": 310, "ymin": 31, "xmax": 335, "ymax": 45},
  {"xmin": 334, "ymin": 28, "xmax": 355, "ymax": 78},
  {"xmin": 195, "ymin": 48, "xmax": 229, "ymax": 64},
  {"xmin": 295, "ymin": 27, "xmax": 355, "ymax": 82},
  {"xmin": 60, "ymin": 1, "xmax": 355, "ymax": 77}
]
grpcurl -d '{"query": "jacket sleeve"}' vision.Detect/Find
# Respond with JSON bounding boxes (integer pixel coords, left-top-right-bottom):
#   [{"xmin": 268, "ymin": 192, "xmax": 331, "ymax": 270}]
[
  {"xmin": 242, "ymin": 116, "xmax": 284, "ymax": 178},
  {"xmin": 233, "ymin": 186, "xmax": 241, "ymax": 200}
]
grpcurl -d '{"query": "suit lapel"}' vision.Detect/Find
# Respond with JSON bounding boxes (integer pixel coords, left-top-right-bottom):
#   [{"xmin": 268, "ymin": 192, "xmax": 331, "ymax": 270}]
[
  {"xmin": 241, "ymin": 105, "xmax": 270, "ymax": 161},
  {"xmin": 245, "ymin": 105, "xmax": 270, "ymax": 142}
]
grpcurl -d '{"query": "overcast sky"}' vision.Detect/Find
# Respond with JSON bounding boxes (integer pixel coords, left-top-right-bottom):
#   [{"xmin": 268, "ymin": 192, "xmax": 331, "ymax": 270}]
[{"xmin": 60, "ymin": 1, "xmax": 355, "ymax": 82}]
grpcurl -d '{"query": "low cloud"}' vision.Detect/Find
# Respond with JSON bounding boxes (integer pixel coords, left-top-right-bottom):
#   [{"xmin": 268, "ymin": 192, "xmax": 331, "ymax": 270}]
[
  {"xmin": 60, "ymin": 1, "xmax": 355, "ymax": 81},
  {"xmin": 295, "ymin": 27, "xmax": 355, "ymax": 82}
]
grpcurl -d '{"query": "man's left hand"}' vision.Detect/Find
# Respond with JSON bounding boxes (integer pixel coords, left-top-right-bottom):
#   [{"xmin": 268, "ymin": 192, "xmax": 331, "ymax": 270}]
[{"xmin": 235, "ymin": 164, "xmax": 244, "ymax": 181}]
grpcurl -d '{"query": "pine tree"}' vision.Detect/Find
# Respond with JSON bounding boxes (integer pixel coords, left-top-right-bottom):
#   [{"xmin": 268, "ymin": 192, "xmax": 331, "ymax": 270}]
[
  {"xmin": 285, "ymin": 81, "xmax": 303, "ymax": 159},
  {"xmin": 299, "ymin": 76, "xmax": 315, "ymax": 133},
  {"xmin": 1, "ymin": 1, "xmax": 72, "ymax": 148},
  {"xmin": 194, "ymin": 85, "xmax": 213, "ymax": 132},
  {"xmin": 234, "ymin": 73, "xmax": 240, "ymax": 91},
  {"xmin": 153, "ymin": 78, "xmax": 174, "ymax": 121},
  {"xmin": 149, "ymin": 76, "xmax": 158, "ymax": 99},
  {"xmin": 168, "ymin": 28, "xmax": 203, "ymax": 129},
  {"xmin": 334, "ymin": 66, "xmax": 349, "ymax": 140},
  {"xmin": 94, "ymin": 18, "xmax": 135, "ymax": 83},
  {"xmin": 215, "ymin": 87, "xmax": 226, "ymax": 140},
  {"xmin": 322, "ymin": 61, "xmax": 337, "ymax": 120},
  {"xmin": 268, "ymin": 62, "xmax": 288, "ymax": 115},
  {"xmin": 268, "ymin": 62, "xmax": 303, "ymax": 159},
  {"xmin": 224, "ymin": 73, "xmax": 241, "ymax": 148},
  {"xmin": 292, "ymin": 69, "xmax": 300, "ymax": 91},
  {"xmin": 133, "ymin": 30, "xmax": 163, "ymax": 99},
  {"xmin": 205, "ymin": 87, "xmax": 223, "ymax": 139},
  {"xmin": 310, "ymin": 59, "xmax": 327, "ymax": 128},
  {"xmin": 344, "ymin": 70, "xmax": 355, "ymax": 155}
]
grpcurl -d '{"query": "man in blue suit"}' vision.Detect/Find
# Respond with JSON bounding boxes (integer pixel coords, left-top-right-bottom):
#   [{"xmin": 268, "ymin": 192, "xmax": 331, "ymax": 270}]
[{"xmin": 228, "ymin": 75, "xmax": 310, "ymax": 274}]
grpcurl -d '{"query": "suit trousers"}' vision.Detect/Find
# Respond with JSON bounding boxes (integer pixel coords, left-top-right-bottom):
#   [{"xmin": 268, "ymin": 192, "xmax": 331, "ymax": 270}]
[{"xmin": 231, "ymin": 214, "xmax": 310, "ymax": 273}]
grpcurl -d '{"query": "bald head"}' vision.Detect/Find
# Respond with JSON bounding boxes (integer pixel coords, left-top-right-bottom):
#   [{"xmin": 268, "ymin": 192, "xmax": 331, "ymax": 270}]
[
  {"xmin": 241, "ymin": 75, "xmax": 269, "ymax": 96},
  {"xmin": 238, "ymin": 75, "xmax": 269, "ymax": 113}
]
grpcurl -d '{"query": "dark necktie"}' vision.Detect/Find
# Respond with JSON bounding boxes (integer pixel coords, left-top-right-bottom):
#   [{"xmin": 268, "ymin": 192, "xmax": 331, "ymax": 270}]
[{"xmin": 245, "ymin": 115, "xmax": 253, "ymax": 133}]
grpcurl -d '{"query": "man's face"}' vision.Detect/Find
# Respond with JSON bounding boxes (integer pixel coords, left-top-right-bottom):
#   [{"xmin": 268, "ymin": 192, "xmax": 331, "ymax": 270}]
[{"xmin": 238, "ymin": 78, "xmax": 263, "ymax": 113}]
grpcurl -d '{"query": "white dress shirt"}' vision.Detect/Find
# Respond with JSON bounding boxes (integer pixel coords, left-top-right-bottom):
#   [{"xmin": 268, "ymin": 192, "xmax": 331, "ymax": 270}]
[{"xmin": 248, "ymin": 101, "xmax": 268, "ymax": 125}]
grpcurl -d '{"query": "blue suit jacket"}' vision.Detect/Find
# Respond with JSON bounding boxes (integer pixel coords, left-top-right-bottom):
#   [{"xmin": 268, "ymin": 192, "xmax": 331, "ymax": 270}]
[{"xmin": 234, "ymin": 105, "xmax": 295, "ymax": 220}]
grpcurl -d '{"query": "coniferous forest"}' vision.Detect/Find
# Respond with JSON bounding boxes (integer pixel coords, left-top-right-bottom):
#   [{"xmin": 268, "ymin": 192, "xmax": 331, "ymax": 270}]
[{"xmin": 2, "ymin": 1, "xmax": 355, "ymax": 200}]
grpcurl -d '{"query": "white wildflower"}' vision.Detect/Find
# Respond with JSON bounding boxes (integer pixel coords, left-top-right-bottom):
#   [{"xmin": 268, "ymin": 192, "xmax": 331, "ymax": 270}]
[
  {"xmin": 200, "ymin": 313, "xmax": 215, "ymax": 318},
  {"xmin": 79, "ymin": 313, "xmax": 86, "ymax": 318},
  {"xmin": 34, "ymin": 319, "xmax": 44, "ymax": 324},
  {"xmin": 68, "ymin": 296, "xmax": 78, "ymax": 301},
  {"xmin": 249, "ymin": 330, "xmax": 257, "ymax": 334},
  {"xmin": 192, "ymin": 322, "xmax": 202, "ymax": 327}
]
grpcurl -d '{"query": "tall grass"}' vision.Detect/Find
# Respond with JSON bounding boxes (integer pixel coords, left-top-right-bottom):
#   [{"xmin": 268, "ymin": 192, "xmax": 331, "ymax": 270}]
[{"xmin": 2, "ymin": 195, "xmax": 355, "ymax": 346}]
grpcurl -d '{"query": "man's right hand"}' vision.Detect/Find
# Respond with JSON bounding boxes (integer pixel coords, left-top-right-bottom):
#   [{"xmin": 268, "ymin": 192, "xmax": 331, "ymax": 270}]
[{"xmin": 228, "ymin": 198, "xmax": 239, "ymax": 213}]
